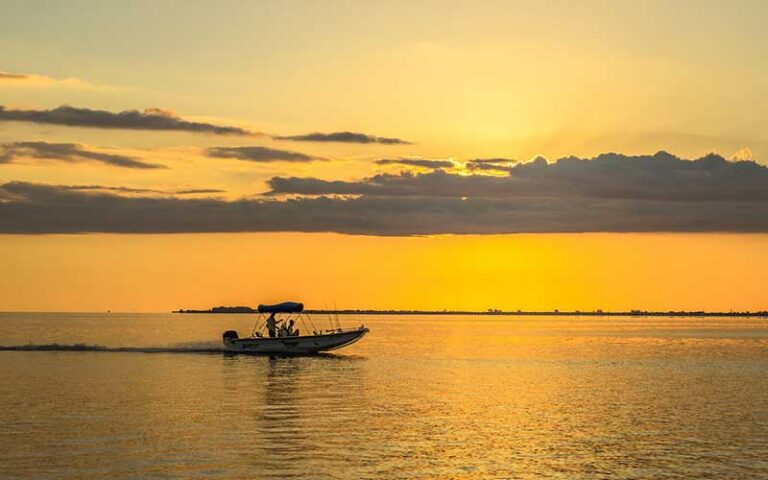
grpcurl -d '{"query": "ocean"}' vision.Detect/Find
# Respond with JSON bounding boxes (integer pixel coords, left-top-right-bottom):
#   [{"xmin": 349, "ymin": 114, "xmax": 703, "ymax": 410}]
[{"xmin": 1, "ymin": 312, "xmax": 767, "ymax": 479}]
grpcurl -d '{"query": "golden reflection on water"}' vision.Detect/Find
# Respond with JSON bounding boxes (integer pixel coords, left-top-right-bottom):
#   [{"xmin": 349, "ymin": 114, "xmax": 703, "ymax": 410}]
[{"xmin": 1, "ymin": 313, "xmax": 767, "ymax": 479}]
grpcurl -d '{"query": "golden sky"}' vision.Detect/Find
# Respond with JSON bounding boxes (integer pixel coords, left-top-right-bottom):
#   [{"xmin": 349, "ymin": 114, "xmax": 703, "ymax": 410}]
[
  {"xmin": 1, "ymin": 1, "xmax": 767, "ymax": 311},
  {"xmin": 1, "ymin": 233, "xmax": 766, "ymax": 313}
]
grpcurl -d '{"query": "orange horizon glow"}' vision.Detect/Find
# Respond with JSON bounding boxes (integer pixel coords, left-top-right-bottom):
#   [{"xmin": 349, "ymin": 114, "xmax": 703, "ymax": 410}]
[{"xmin": 1, "ymin": 232, "xmax": 765, "ymax": 313}]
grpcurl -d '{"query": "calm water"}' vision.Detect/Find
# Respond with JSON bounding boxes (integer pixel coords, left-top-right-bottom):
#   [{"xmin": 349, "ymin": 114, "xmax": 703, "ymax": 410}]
[{"xmin": 1, "ymin": 313, "xmax": 767, "ymax": 479}]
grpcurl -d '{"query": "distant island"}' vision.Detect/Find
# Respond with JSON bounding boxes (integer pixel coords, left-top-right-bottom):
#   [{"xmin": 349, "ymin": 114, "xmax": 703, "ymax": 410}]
[
  {"xmin": 174, "ymin": 306, "xmax": 768, "ymax": 317},
  {"xmin": 175, "ymin": 306, "xmax": 257, "ymax": 314}
]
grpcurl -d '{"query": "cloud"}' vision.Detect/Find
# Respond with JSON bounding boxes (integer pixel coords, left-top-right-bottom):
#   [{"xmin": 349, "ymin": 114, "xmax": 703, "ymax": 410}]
[
  {"xmin": 61, "ymin": 185, "xmax": 225, "ymax": 195},
  {"xmin": 270, "ymin": 151, "xmax": 768, "ymax": 201},
  {"xmin": 0, "ymin": 72, "xmax": 30, "ymax": 80},
  {"xmin": 731, "ymin": 147, "xmax": 753, "ymax": 162},
  {"xmin": 267, "ymin": 171, "xmax": 508, "ymax": 197},
  {"xmin": 0, "ymin": 71, "xmax": 93, "ymax": 88},
  {"xmin": 206, "ymin": 146, "xmax": 319, "ymax": 163},
  {"xmin": 0, "ymin": 105, "xmax": 253, "ymax": 135},
  {"xmin": 174, "ymin": 189, "xmax": 227, "ymax": 195},
  {"xmin": 274, "ymin": 131, "xmax": 411, "ymax": 145},
  {"xmin": 465, "ymin": 158, "xmax": 517, "ymax": 173},
  {"xmin": 467, "ymin": 158, "xmax": 516, "ymax": 165},
  {"xmin": 0, "ymin": 141, "xmax": 165, "ymax": 169},
  {"xmin": 1, "ymin": 180, "xmax": 767, "ymax": 235},
  {"xmin": 61, "ymin": 185, "xmax": 169, "ymax": 194},
  {"xmin": 2, "ymin": 151, "xmax": 767, "ymax": 235},
  {"xmin": 376, "ymin": 158, "xmax": 454, "ymax": 169},
  {"xmin": 465, "ymin": 163, "xmax": 512, "ymax": 173}
]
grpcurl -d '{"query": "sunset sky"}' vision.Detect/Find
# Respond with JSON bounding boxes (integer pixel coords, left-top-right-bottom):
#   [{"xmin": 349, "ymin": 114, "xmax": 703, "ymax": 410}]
[{"xmin": 1, "ymin": 0, "xmax": 767, "ymax": 311}]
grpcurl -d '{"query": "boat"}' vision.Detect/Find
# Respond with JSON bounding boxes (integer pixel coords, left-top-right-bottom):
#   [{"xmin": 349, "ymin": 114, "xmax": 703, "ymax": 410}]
[{"xmin": 222, "ymin": 301, "xmax": 368, "ymax": 354}]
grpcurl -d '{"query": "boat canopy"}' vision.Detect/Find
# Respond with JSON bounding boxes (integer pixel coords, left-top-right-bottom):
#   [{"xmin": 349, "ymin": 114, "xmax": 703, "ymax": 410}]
[{"xmin": 258, "ymin": 302, "xmax": 304, "ymax": 314}]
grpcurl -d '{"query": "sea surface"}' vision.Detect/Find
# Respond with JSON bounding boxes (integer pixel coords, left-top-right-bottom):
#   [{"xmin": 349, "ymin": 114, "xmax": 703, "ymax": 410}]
[{"xmin": 1, "ymin": 313, "xmax": 767, "ymax": 479}]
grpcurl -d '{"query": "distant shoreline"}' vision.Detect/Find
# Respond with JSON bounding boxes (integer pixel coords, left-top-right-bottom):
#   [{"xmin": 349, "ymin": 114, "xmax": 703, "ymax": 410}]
[{"xmin": 173, "ymin": 307, "xmax": 768, "ymax": 317}]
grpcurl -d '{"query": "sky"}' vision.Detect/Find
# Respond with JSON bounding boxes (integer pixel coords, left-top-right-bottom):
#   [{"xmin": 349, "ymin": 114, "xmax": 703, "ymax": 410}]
[{"xmin": 1, "ymin": 0, "xmax": 767, "ymax": 311}]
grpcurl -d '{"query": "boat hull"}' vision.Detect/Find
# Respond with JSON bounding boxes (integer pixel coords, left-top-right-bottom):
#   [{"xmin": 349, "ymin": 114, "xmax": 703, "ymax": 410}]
[{"xmin": 222, "ymin": 327, "xmax": 368, "ymax": 355}]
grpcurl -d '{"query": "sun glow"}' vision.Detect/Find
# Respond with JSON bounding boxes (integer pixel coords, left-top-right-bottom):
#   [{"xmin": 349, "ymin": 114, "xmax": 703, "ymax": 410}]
[{"xmin": 0, "ymin": 232, "xmax": 764, "ymax": 312}]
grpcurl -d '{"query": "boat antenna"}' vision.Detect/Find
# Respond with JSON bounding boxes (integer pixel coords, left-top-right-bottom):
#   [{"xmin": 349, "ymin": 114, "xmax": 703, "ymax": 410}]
[
  {"xmin": 333, "ymin": 298, "xmax": 341, "ymax": 331},
  {"xmin": 323, "ymin": 299, "xmax": 334, "ymax": 333}
]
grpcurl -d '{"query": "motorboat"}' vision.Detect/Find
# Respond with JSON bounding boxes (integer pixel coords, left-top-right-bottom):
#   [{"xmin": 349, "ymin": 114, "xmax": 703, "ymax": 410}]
[{"xmin": 222, "ymin": 301, "xmax": 368, "ymax": 354}]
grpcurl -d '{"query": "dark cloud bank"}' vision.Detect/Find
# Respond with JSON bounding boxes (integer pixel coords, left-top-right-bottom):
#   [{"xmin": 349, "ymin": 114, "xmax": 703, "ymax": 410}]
[
  {"xmin": 273, "ymin": 152, "xmax": 768, "ymax": 201},
  {"xmin": 0, "ymin": 105, "xmax": 253, "ymax": 135},
  {"xmin": 2, "ymin": 152, "xmax": 767, "ymax": 235},
  {"xmin": 0, "ymin": 141, "xmax": 164, "ymax": 169},
  {"xmin": 274, "ymin": 131, "xmax": 411, "ymax": 145}
]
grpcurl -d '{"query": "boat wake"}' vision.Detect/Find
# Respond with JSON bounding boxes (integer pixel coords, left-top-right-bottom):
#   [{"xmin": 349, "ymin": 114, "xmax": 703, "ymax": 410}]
[{"xmin": 0, "ymin": 342, "xmax": 224, "ymax": 354}]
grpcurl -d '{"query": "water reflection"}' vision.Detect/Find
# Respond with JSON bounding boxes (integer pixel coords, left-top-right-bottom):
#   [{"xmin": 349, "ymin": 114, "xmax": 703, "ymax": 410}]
[{"xmin": 220, "ymin": 354, "xmax": 367, "ymax": 478}]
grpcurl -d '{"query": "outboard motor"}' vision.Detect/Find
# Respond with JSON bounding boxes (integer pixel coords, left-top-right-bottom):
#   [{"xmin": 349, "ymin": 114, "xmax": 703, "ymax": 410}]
[{"xmin": 222, "ymin": 330, "xmax": 239, "ymax": 347}]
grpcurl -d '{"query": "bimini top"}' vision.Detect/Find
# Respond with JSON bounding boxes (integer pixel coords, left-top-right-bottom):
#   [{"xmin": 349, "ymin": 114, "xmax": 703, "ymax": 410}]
[{"xmin": 257, "ymin": 302, "xmax": 304, "ymax": 314}]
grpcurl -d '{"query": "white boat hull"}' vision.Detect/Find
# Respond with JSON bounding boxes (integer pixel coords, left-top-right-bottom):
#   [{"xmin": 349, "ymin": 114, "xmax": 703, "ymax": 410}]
[{"xmin": 222, "ymin": 327, "xmax": 368, "ymax": 355}]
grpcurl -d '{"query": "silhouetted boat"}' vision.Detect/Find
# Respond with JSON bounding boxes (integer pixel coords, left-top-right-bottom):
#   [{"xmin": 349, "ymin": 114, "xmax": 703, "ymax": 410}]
[{"xmin": 222, "ymin": 301, "xmax": 368, "ymax": 354}]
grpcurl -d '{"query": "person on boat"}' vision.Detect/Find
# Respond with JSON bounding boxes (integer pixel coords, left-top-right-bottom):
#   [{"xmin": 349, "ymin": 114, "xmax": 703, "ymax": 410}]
[
  {"xmin": 266, "ymin": 313, "xmax": 277, "ymax": 338},
  {"xmin": 278, "ymin": 322, "xmax": 290, "ymax": 337},
  {"xmin": 287, "ymin": 319, "xmax": 300, "ymax": 336}
]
